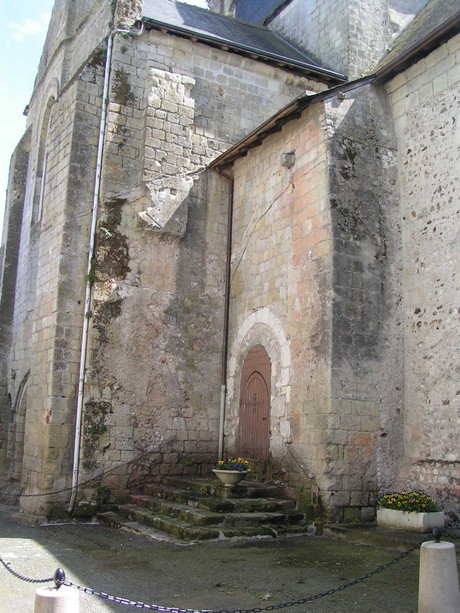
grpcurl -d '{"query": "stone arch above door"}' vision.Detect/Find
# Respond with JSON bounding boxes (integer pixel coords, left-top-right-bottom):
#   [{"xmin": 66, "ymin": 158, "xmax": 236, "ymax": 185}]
[
  {"xmin": 228, "ymin": 308, "xmax": 290, "ymax": 396},
  {"xmin": 226, "ymin": 308, "xmax": 292, "ymax": 458}
]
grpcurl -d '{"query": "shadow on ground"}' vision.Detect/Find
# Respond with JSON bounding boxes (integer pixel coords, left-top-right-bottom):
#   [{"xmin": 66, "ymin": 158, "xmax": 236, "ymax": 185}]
[{"xmin": 1, "ymin": 512, "xmax": 458, "ymax": 613}]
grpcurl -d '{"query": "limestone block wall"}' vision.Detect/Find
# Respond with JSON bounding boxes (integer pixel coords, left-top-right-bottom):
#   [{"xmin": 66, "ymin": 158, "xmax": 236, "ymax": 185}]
[
  {"xmin": 0, "ymin": 0, "xmax": 113, "ymax": 514},
  {"xmin": 326, "ymin": 85, "xmax": 403, "ymax": 521},
  {"xmin": 99, "ymin": 28, "xmax": 317, "ymax": 202},
  {"xmin": 388, "ymin": 0, "xmax": 430, "ymax": 41},
  {"xmin": 207, "ymin": 0, "xmax": 236, "ymax": 17},
  {"xmin": 0, "ymin": 386, "xmax": 10, "ymax": 477},
  {"xmin": 268, "ymin": 0, "xmax": 390, "ymax": 79},
  {"xmin": 80, "ymin": 29, "xmax": 316, "ymax": 492},
  {"xmin": 85, "ymin": 171, "xmax": 230, "ymax": 492},
  {"xmin": 225, "ymin": 103, "xmax": 334, "ymax": 517},
  {"xmin": 5, "ymin": 72, "xmax": 71, "ymax": 508},
  {"xmin": 226, "ymin": 87, "xmax": 403, "ymax": 522},
  {"xmin": 0, "ymin": 131, "xmax": 31, "ymax": 384},
  {"xmin": 386, "ymin": 33, "xmax": 460, "ymax": 516},
  {"xmin": 14, "ymin": 69, "xmax": 106, "ymax": 515},
  {"xmin": 1, "ymin": 0, "xmax": 322, "ymax": 510},
  {"xmin": 33, "ymin": 0, "xmax": 71, "ymax": 85}
]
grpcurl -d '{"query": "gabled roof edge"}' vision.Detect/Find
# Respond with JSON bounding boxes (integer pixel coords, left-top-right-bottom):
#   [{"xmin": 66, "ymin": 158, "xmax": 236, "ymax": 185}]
[{"xmin": 374, "ymin": 9, "xmax": 460, "ymax": 84}]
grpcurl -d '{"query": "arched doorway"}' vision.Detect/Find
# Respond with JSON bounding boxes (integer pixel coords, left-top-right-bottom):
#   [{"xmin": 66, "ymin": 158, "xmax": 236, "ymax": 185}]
[
  {"xmin": 237, "ymin": 345, "xmax": 271, "ymax": 462},
  {"xmin": 8, "ymin": 371, "xmax": 30, "ymax": 483}
]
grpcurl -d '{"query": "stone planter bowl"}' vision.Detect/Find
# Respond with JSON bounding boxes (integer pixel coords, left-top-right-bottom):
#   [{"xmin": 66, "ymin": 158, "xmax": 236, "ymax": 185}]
[{"xmin": 212, "ymin": 469, "xmax": 248, "ymax": 487}]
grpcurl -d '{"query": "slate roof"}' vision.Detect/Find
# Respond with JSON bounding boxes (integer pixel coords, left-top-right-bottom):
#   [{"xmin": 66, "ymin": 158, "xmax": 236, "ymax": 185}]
[
  {"xmin": 141, "ymin": 0, "xmax": 345, "ymax": 83},
  {"xmin": 235, "ymin": 0, "xmax": 289, "ymax": 25},
  {"xmin": 375, "ymin": 0, "xmax": 460, "ymax": 81}
]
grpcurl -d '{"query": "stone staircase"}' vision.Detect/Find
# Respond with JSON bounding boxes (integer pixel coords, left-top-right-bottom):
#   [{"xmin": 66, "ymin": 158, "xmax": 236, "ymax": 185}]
[{"xmin": 98, "ymin": 476, "xmax": 309, "ymax": 543}]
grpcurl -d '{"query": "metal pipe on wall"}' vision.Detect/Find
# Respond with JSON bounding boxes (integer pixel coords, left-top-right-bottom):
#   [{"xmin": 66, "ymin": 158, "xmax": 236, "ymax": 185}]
[
  {"xmin": 217, "ymin": 168, "xmax": 234, "ymax": 461},
  {"xmin": 68, "ymin": 22, "xmax": 144, "ymax": 515}
]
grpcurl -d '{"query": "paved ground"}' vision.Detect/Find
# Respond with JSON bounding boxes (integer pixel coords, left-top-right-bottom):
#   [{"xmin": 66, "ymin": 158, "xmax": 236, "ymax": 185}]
[{"xmin": 0, "ymin": 510, "xmax": 458, "ymax": 613}]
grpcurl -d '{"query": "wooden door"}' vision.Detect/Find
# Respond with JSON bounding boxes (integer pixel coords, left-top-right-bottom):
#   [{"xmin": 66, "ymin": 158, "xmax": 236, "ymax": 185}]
[{"xmin": 237, "ymin": 345, "xmax": 271, "ymax": 461}]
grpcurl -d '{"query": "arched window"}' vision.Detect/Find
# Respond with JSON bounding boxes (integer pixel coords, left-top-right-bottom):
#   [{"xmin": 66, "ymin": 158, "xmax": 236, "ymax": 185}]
[{"xmin": 32, "ymin": 97, "xmax": 55, "ymax": 224}]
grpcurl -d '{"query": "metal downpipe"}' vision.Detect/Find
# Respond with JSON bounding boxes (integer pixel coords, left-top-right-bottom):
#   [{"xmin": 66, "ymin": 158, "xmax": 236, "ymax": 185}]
[
  {"xmin": 68, "ymin": 23, "xmax": 144, "ymax": 515},
  {"xmin": 218, "ymin": 169, "xmax": 234, "ymax": 461}
]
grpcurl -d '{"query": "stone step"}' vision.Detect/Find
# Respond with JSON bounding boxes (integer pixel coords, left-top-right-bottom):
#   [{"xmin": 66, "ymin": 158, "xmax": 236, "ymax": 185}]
[
  {"xmin": 160, "ymin": 476, "xmax": 288, "ymax": 499},
  {"xmin": 98, "ymin": 508, "xmax": 222, "ymax": 542},
  {"xmin": 144, "ymin": 482, "xmax": 298, "ymax": 514},
  {"xmin": 98, "ymin": 476, "xmax": 307, "ymax": 543},
  {"xmin": 98, "ymin": 506, "xmax": 308, "ymax": 543},
  {"xmin": 129, "ymin": 494, "xmax": 224, "ymax": 526},
  {"xmin": 129, "ymin": 494, "xmax": 301, "ymax": 527}
]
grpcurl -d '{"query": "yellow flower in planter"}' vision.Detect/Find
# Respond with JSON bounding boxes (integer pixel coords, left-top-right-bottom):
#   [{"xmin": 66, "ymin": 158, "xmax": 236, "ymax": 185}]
[
  {"xmin": 378, "ymin": 491, "xmax": 439, "ymax": 513},
  {"xmin": 215, "ymin": 457, "xmax": 250, "ymax": 472}
]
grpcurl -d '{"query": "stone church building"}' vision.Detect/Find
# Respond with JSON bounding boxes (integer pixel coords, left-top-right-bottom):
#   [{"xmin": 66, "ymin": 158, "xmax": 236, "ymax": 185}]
[{"xmin": 0, "ymin": 0, "xmax": 458, "ymax": 524}]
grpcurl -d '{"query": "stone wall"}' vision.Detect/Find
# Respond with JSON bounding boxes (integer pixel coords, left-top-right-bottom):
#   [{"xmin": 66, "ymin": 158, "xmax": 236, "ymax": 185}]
[
  {"xmin": 0, "ymin": 0, "xmax": 112, "ymax": 515},
  {"xmin": 225, "ymin": 102, "xmax": 334, "ymax": 518},
  {"xmin": 386, "ymin": 33, "xmax": 460, "ymax": 516},
  {"xmin": 81, "ymin": 27, "xmax": 315, "ymax": 494},
  {"xmin": 18, "ymin": 71, "xmax": 107, "ymax": 515},
  {"xmin": 0, "ymin": 131, "xmax": 31, "ymax": 381},
  {"xmin": 268, "ymin": 0, "xmax": 390, "ymax": 79},
  {"xmin": 1, "ymin": 0, "xmax": 320, "ymax": 513},
  {"xmin": 1, "ymin": 0, "xmax": 458, "ymax": 522},
  {"xmin": 0, "ymin": 386, "xmax": 10, "ymax": 478},
  {"xmin": 0, "ymin": 130, "xmax": 31, "ymax": 489},
  {"xmin": 224, "ymin": 85, "xmax": 403, "ymax": 522},
  {"xmin": 327, "ymin": 85, "xmax": 403, "ymax": 521},
  {"xmin": 207, "ymin": 0, "xmax": 236, "ymax": 17}
]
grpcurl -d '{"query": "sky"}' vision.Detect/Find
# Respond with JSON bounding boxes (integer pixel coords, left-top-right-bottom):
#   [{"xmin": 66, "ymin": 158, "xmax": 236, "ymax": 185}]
[{"xmin": 0, "ymin": 0, "xmax": 208, "ymax": 238}]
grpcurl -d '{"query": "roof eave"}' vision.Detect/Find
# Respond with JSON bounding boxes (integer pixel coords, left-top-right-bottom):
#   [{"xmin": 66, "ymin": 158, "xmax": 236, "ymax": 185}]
[
  {"xmin": 141, "ymin": 16, "xmax": 347, "ymax": 84},
  {"xmin": 209, "ymin": 76, "xmax": 373, "ymax": 169}
]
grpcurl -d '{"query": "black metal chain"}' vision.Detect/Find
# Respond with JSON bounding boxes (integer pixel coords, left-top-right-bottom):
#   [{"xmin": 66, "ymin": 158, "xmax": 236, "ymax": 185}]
[
  {"xmin": 0, "ymin": 537, "xmax": 430, "ymax": 611},
  {"xmin": 51, "ymin": 539, "xmax": 424, "ymax": 612},
  {"xmin": 0, "ymin": 555, "xmax": 54, "ymax": 584},
  {"xmin": 0, "ymin": 450, "xmax": 154, "ymax": 498}
]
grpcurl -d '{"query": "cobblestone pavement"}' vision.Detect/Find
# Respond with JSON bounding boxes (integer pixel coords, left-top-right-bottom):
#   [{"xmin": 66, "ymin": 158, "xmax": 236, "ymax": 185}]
[{"xmin": 0, "ymin": 512, "xmax": 457, "ymax": 613}]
